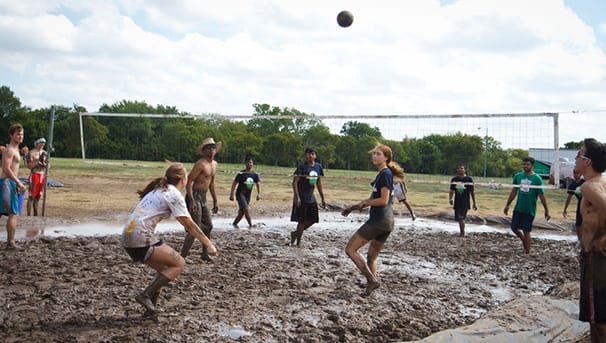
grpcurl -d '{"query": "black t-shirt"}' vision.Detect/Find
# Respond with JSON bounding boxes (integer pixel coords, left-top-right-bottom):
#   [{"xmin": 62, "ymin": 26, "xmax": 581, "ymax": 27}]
[
  {"xmin": 369, "ymin": 167, "xmax": 393, "ymax": 221},
  {"xmin": 234, "ymin": 170, "xmax": 260, "ymax": 197},
  {"xmin": 450, "ymin": 175, "xmax": 474, "ymax": 209},
  {"xmin": 293, "ymin": 162, "xmax": 324, "ymax": 204}
]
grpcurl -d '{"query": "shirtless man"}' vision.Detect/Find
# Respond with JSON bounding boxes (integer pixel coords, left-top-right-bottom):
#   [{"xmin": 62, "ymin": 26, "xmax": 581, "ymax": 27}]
[
  {"xmin": 0, "ymin": 124, "xmax": 27, "ymax": 249},
  {"xmin": 26, "ymin": 137, "xmax": 48, "ymax": 216},
  {"xmin": 180, "ymin": 137, "xmax": 220, "ymax": 261},
  {"xmin": 574, "ymin": 138, "xmax": 606, "ymax": 342}
]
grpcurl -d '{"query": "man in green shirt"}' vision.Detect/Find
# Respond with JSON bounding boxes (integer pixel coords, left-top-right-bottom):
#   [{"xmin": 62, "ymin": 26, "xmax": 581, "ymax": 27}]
[{"xmin": 503, "ymin": 157, "xmax": 550, "ymax": 254}]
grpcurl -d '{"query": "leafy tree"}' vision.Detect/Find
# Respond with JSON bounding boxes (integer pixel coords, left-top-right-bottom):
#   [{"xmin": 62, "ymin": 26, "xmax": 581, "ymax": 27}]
[
  {"xmin": 0, "ymin": 86, "xmax": 22, "ymax": 120},
  {"xmin": 303, "ymin": 124, "xmax": 336, "ymax": 168},
  {"xmin": 0, "ymin": 86, "xmax": 28, "ymax": 140},
  {"xmin": 262, "ymin": 132, "xmax": 302, "ymax": 167},
  {"xmin": 563, "ymin": 141, "xmax": 582, "ymax": 150},
  {"xmin": 334, "ymin": 135, "xmax": 356, "ymax": 170},
  {"xmin": 340, "ymin": 121, "xmax": 382, "ymax": 139},
  {"xmin": 247, "ymin": 103, "xmax": 295, "ymax": 136},
  {"xmin": 218, "ymin": 120, "xmax": 263, "ymax": 163},
  {"xmin": 416, "ymin": 140, "xmax": 441, "ymax": 174}
]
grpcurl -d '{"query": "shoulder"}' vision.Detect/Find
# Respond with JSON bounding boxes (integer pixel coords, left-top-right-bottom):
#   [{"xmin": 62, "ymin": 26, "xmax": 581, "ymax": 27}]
[
  {"xmin": 379, "ymin": 168, "xmax": 392, "ymax": 178},
  {"xmin": 164, "ymin": 185, "xmax": 183, "ymax": 198}
]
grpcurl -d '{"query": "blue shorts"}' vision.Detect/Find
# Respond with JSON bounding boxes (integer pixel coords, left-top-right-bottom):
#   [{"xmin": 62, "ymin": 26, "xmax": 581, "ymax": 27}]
[
  {"xmin": 0, "ymin": 178, "xmax": 20, "ymax": 216},
  {"xmin": 511, "ymin": 211, "xmax": 535, "ymax": 232}
]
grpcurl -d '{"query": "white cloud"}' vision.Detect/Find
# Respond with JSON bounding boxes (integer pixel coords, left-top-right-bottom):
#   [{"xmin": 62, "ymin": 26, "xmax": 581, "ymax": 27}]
[{"xmin": 0, "ymin": 0, "xmax": 605, "ymax": 144}]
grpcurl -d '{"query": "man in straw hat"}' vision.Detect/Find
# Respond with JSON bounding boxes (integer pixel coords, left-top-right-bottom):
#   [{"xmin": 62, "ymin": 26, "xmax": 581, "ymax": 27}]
[{"xmin": 180, "ymin": 137, "xmax": 221, "ymax": 262}]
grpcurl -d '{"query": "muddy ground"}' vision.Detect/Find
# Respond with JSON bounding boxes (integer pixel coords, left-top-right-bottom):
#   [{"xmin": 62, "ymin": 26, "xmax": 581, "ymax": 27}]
[{"xmin": 0, "ymin": 203, "xmax": 584, "ymax": 342}]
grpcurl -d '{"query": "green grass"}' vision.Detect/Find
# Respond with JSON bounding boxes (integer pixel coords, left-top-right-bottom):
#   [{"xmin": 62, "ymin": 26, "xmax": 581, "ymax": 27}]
[{"xmin": 46, "ymin": 157, "xmax": 574, "ymax": 219}]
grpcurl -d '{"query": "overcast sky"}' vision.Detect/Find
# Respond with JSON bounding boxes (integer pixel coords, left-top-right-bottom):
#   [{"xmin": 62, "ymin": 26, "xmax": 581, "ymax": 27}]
[{"xmin": 1, "ymin": 0, "xmax": 605, "ymax": 146}]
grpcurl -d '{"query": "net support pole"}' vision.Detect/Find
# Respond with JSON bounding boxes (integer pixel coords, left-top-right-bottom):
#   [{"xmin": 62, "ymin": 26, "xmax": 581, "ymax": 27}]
[
  {"xmin": 42, "ymin": 105, "xmax": 55, "ymax": 217},
  {"xmin": 553, "ymin": 113, "xmax": 560, "ymax": 189},
  {"xmin": 79, "ymin": 112, "xmax": 86, "ymax": 160}
]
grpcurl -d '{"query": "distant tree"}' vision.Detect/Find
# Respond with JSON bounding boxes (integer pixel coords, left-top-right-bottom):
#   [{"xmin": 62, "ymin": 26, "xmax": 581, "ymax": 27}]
[
  {"xmin": 0, "ymin": 86, "xmax": 27, "ymax": 139},
  {"xmin": 334, "ymin": 135, "xmax": 356, "ymax": 170},
  {"xmin": 563, "ymin": 141, "xmax": 583, "ymax": 150},
  {"xmin": 262, "ymin": 132, "xmax": 302, "ymax": 167},
  {"xmin": 0, "ymin": 85, "xmax": 22, "ymax": 120},
  {"xmin": 303, "ymin": 124, "xmax": 336, "ymax": 168},
  {"xmin": 340, "ymin": 121, "xmax": 382, "ymax": 139},
  {"xmin": 218, "ymin": 120, "xmax": 263, "ymax": 163}
]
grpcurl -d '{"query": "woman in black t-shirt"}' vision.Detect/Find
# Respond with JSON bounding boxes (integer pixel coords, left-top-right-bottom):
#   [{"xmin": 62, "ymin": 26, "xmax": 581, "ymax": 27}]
[{"xmin": 342, "ymin": 144, "xmax": 405, "ymax": 296}]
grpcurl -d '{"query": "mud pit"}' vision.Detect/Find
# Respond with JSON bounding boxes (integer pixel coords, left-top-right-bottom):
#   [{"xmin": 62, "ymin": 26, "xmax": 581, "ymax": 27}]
[{"xmin": 0, "ymin": 210, "xmax": 584, "ymax": 342}]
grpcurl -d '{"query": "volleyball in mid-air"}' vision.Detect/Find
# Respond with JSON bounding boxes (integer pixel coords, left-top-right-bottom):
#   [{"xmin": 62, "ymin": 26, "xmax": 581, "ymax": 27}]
[{"xmin": 337, "ymin": 10, "xmax": 353, "ymax": 28}]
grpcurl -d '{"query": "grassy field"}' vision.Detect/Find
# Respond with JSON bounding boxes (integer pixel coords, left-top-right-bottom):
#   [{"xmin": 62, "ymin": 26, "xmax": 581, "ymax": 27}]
[{"xmin": 40, "ymin": 157, "xmax": 575, "ymax": 221}]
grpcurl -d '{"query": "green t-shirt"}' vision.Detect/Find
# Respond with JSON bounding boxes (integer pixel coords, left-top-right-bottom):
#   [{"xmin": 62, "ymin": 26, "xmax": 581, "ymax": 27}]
[{"xmin": 512, "ymin": 171, "xmax": 544, "ymax": 217}]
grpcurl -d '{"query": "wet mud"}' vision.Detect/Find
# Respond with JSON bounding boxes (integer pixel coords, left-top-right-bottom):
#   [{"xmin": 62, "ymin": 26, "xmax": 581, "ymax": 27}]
[{"xmin": 0, "ymin": 218, "xmax": 580, "ymax": 342}]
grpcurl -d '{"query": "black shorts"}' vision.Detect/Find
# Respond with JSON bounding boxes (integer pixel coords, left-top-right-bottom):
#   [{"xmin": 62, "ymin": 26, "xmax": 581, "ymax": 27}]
[
  {"xmin": 236, "ymin": 192, "xmax": 251, "ymax": 210},
  {"xmin": 124, "ymin": 241, "xmax": 163, "ymax": 263},
  {"xmin": 290, "ymin": 202, "xmax": 319, "ymax": 224},
  {"xmin": 454, "ymin": 206, "xmax": 469, "ymax": 221},
  {"xmin": 580, "ymin": 251, "xmax": 606, "ymax": 323},
  {"xmin": 511, "ymin": 211, "xmax": 534, "ymax": 232}
]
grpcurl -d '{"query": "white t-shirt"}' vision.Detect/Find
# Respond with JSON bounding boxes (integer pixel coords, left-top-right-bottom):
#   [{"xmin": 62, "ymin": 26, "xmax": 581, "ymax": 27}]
[
  {"xmin": 393, "ymin": 182, "xmax": 405, "ymax": 202},
  {"xmin": 121, "ymin": 184, "xmax": 190, "ymax": 248}
]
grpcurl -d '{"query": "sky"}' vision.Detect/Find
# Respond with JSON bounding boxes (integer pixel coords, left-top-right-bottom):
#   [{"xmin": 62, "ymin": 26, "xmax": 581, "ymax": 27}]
[{"xmin": 1, "ymin": 0, "xmax": 605, "ymax": 147}]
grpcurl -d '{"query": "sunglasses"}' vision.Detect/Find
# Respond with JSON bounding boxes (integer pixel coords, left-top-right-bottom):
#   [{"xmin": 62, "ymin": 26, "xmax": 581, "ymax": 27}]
[
  {"xmin": 204, "ymin": 144, "xmax": 217, "ymax": 150},
  {"xmin": 575, "ymin": 154, "xmax": 590, "ymax": 160}
]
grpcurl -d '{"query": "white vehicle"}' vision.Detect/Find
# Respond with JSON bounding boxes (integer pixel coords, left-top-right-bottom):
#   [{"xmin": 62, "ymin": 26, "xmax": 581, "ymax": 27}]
[{"xmin": 549, "ymin": 158, "xmax": 575, "ymax": 188}]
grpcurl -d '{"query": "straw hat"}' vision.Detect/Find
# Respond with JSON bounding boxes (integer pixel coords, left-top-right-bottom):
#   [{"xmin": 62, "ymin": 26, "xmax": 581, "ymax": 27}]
[{"xmin": 197, "ymin": 137, "xmax": 222, "ymax": 154}]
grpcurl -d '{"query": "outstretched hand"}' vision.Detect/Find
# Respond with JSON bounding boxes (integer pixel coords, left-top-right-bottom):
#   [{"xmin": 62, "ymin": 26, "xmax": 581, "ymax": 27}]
[{"xmin": 341, "ymin": 204, "xmax": 360, "ymax": 217}]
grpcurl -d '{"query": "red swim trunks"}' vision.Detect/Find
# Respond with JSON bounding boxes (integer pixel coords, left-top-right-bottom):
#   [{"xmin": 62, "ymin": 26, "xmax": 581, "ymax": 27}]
[{"xmin": 29, "ymin": 172, "xmax": 46, "ymax": 198}]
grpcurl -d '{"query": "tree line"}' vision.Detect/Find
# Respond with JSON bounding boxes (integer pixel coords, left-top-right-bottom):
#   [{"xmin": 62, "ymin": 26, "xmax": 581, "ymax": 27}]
[{"xmin": 0, "ymin": 85, "xmax": 582, "ymax": 177}]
